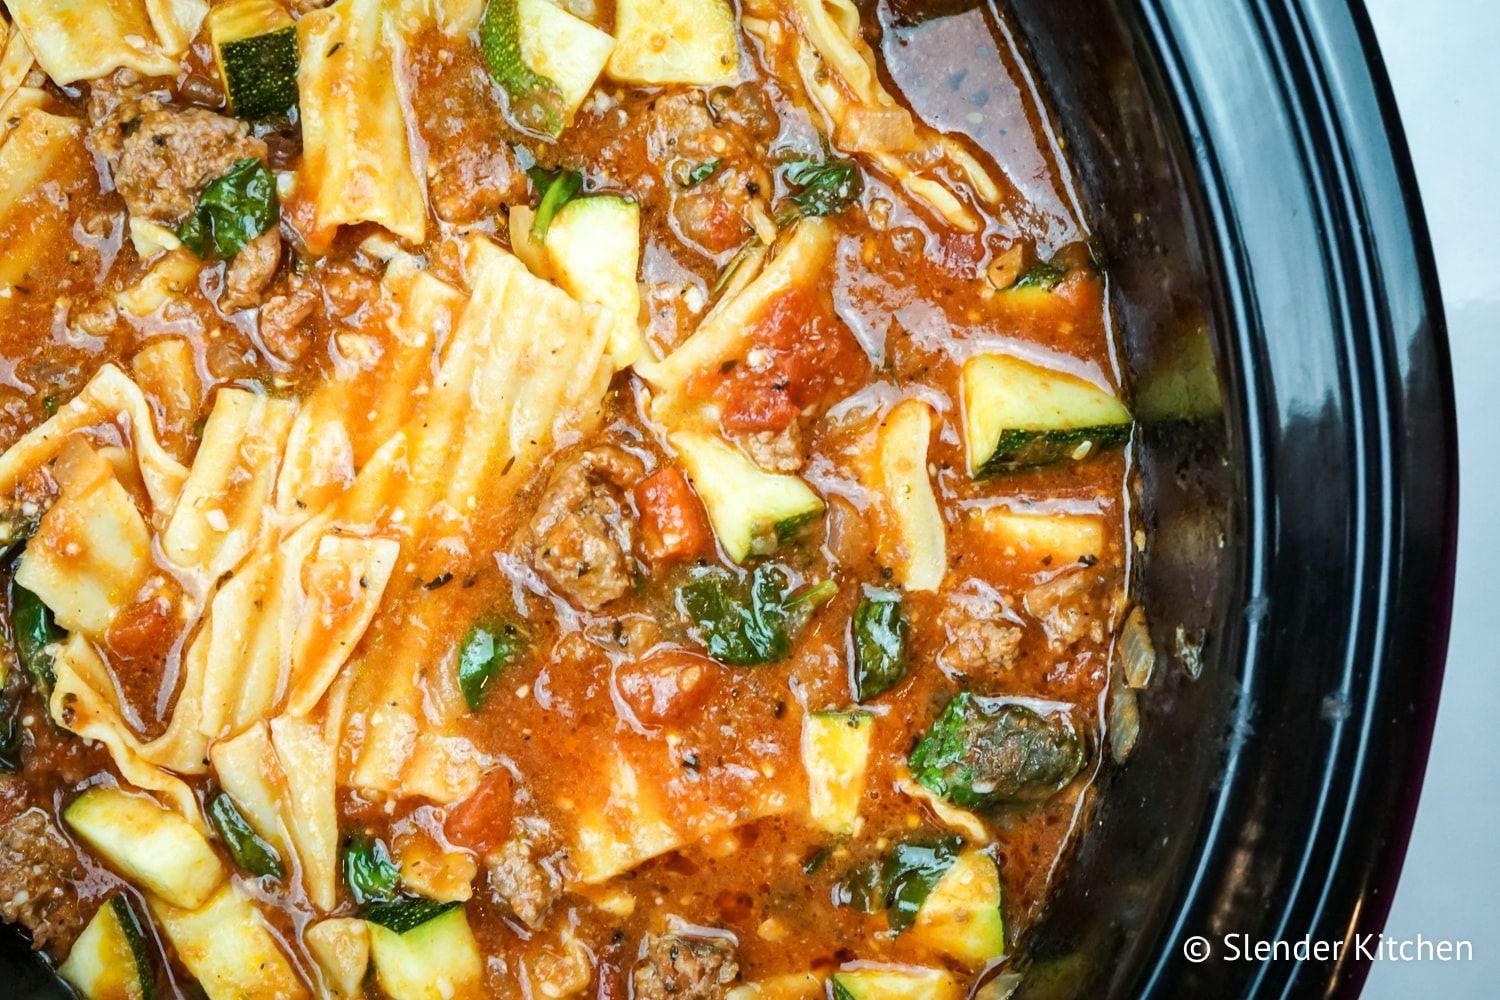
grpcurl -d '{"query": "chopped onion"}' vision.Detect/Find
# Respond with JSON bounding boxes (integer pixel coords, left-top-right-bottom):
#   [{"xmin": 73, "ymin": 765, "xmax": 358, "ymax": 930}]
[{"xmin": 1120, "ymin": 605, "xmax": 1156, "ymax": 689}]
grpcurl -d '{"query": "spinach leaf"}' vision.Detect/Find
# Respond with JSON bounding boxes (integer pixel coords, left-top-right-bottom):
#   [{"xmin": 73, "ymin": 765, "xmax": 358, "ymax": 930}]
[
  {"xmin": 527, "ymin": 165, "xmax": 583, "ymax": 241},
  {"xmin": 342, "ymin": 833, "xmax": 401, "ymax": 905},
  {"xmin": 782, "ymin": 157, "xmax": 862, "ymax": 219},
  {"xmin": 177, "ymin": 158, "xmax": 278, "ymax": 259},
  {"xmin": 457, "ymin": 618, "xmax": 525, "ymax": 712},
  {"xmin": 209, "ymin": 794, "xmax": 284, "ymax": 879},
  {"xmin": 850, "ymin": 590, "xmax": 908, "ymax": 701},
  {"xmin": 908, "ymin": 693, "xmax": 1085, "ymax": 808},
  {"xmin": 10, "ymin": 581, "xmax": 59, "ymax": 694},
  {"xmin": 881, "ymin": 835, "xmax": 961, "ymax": 932},
  {"xmin": 677, "ymin": 565, "xmax": 835, "ymax": 666}
]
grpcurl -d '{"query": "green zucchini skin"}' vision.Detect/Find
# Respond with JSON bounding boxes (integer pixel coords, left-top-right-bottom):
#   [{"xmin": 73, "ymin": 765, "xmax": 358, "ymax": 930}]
[
  {"xmin": 479, "ymin": 0, "xmax": 565, "ymax": 137},
  {"xmin": 213, "ymin": 12, "xmax": 299, "ymax": 123},
  {"xmin": 973, "ymin": 423, "xmax": 1133, "ymax": 477}
]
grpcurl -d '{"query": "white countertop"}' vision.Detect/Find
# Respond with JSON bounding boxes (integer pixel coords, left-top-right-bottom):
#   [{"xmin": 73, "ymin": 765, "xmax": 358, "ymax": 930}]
[{"xmin": 1362, "ymin": 0, "xmax": 1498, "ymax": 995}]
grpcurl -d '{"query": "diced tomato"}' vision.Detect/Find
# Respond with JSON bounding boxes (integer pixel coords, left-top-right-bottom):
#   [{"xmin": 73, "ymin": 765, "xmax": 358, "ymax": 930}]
[
  {"xmin": 615, "ymin": 648, "xmax": 719, "ymax": 726},
  {"xmin": 634, "ymin": 467, "xmax": 714, "ymax": 565},
  {"xmin": 104, "ymin": 593, "xmax": 177, "ymax": 662},
  {"xmin": 702, "ymin": 287, "xmax": 869, "ymax": 433},
  {"xmin": 445, "ymin": 770, "xmax": 514, "ymax": 853}
]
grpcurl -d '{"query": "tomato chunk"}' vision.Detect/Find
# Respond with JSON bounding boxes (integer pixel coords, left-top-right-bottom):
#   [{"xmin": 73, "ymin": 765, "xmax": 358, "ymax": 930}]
[
  {"xmin": 445, "ymin": 770, "xmax": 515, "ymax": 852},
  {"xmin": 615, "ymin": 648, "xmax": 719, "ymax": 726},
  {"xmin": 634, "ymin": 466, "xmax": 714, "ymax": 565}
]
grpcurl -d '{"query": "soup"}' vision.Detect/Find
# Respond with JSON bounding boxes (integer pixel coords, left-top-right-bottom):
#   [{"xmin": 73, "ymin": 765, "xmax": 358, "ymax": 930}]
[{"xmin": 0, "ymin": 0, "xmax": 1138, "ymax": 997}]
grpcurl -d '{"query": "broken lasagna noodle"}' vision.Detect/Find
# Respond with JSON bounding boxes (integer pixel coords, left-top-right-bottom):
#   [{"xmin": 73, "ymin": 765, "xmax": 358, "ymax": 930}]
[{"xmin": 0, "ymin": 1, "xmax": 1141, "ymax": 998}]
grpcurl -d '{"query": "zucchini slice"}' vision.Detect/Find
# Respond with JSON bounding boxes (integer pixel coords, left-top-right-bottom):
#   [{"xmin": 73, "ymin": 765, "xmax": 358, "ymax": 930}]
[
  {"xmin": 908, "ymin": 850, "xmax": 1006, "ymax": 967},
  {"xmin": 148, "ymin": 884, "xmax": 307, "ymax": 1000},
  {"xmin": 608, "ymin": 0, "xmax": 739, "ymax": 86},
  {"xmin": 545, "ymin": 195, "xmax": 645, "ymax": 366},
  {"xmin": 671, "ymin": 430, "xmax": 824, "ymax": 563},
  {"xmin": 802, "ymin": 712, "xmax": 874, "ymax": 835},
  {"xmin": 64, "ymin": 788, "xmax": 225, "ymax": 910},
  {"xmin": 482, "ymin": 0, "xmax": 615, "ymax": 136},
  {"xmin": 830, "ymin": 966, "xmax": 964, "ymax": 1000},
  {"xmin": 209, "ymin": 0, "xmax": 299, "ymax": 122},
  {"xmin": 962, "ymin": 354, "xmax": 1131, "ymax": 476},
  {"xmin": 58, "ymin": 896, "xmax": 154, "ymax": 1000},
  {"xmin": 367, "ymin": 903, "xmax": 483, "ymax": 1000}
]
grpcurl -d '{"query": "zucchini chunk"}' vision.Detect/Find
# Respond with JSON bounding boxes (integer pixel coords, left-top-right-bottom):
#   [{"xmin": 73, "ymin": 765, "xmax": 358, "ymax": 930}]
[
  {"xmin": 545, "ymin": 195, "xmax": 645, "ymax": 365},
  {"xmin": 209, "ymin": 0, "xmax": 299, "ymax": 122},
  {"xmin": 57, "ymin": 896, "xmax": 154, "ymax": 1000},
  {"xmin": 908, "ymin": 850, "xmax": 1005, "ymax": 967},
  {"xmin": 830, "ymin": 966, "xmax": 964, "ymax": 1000},
  {"xmin": 148, "ymin": 884, "xmax": 307, "ymax": 1000},
  {"xmin": 802, "ymin": 712, "xmax": 874, "ymax": 834},
  {"xmin": 608, "ymin": 0, "xmax": 739, "ymax": 86},
  {"xmin": 64, "ymin": 788, "xmax": 226, "ymax": 910},
  {"xmin": 671, "ymin": 431, "xmax": 824, "ymax": 563},
  {"xmin": 482, "ymin": 0, "xmax": 615, "ymax": 136},
  {"xmin": 366, "ymin": 902, "xmax": 483, "ymax": 1000},
  {"xmin": 962, "ymin": 354, "xmax": 1131, "ymax": 475}
]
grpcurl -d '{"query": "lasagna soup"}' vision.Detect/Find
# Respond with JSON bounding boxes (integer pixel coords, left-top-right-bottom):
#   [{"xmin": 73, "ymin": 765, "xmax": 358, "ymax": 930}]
[{"xmin": 0, "ymin": 0, "xmax": 1142, "ymax": 997}]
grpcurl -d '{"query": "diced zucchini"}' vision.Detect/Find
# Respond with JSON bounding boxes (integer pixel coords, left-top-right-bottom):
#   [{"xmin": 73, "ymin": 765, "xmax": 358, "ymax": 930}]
[
  {"xmin": 148, "ymin": 884, "xmax": 306, "ymax": 1000},
  {"xmin": 508, "ymin": 204, "xmax": 552, "ymax": 278},
  {"xmin": 58, "ymin": 896, "xmax": 154, "ymax": 1000},
  {"xmin": 545, "ymin": 195, "xmax": 645, "ymax": 365},
  {"xmin": 305, "ymin": 918, "xmax": 370, "ymax": 1000},
  {"xmin": 830, "ymin": 966, "xmax": 964, "ymax": 1000},
  {"xmin": 671, "ymin": 430, "xmax": 824, "ymax": 563},
  {"xmin": 975, "ymin": 508, "xmax": 1105, "ymax": 568},
  {"xmin": 514, "ymin": 0, "xmax": 616, "ymax": 127},
  {"xmin": 908, "ymin": 850, "xmax": 1005, "ymax": 967},
  {"xmin": 209, "ymin": 0, "xmax": 299, "ymax": 122},
  {"xmin": 802, "ymin": 712, "xmax": 874, "ymax": 834},
  {"xmin": 962, "ymin": 354, "xmax": 1131, "ymax": 476},
  {"xmin": 874, "ymin": 399, "xmax": 945, "ymax": 590},
  {"xmin": 367, "ymin": 903, "xmax": 483, "ymax": 1000},
  {"xmin": 608, "ymin": 0, "xmax": 739, "ymax": 86},
  {"xmin": 65, "ymin": 788, "xmax": 225, "ymax": 910}
]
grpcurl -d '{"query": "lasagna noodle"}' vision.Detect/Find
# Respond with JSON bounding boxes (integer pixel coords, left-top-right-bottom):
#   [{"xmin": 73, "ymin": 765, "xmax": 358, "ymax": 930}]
[
  {"xmin": 571, "ymin": 748, "xmax": 794, "ymax": 883},
  {"xmin": 14, "ymin": 438, "xmax": 154, "ymax": 636},
  {"xmin": 0, "ymin": 364, "xmax": 188, "ymax": 516},
  {"xmin": 0, "ymin": 22, "xmax": 33, "ymax": 112},
  {"xmin": 3, "ymin": 0, "xmax": 205, "ymax": 85},
  {"xmin": 160, "ymin": 389, "xmax": 297, "ymax": 584},
  {"xmin": 0, "ymin": 107, "xmax": 89, "ymax": 296},
  {"xmin": 344, "ymin": 237, "xmax": 620, "ymax": 801},
  {"xmin": 298, "ymin": 0, "xmax": 427, "ymax": 245},
  {"xmin": 276, "ymin": 260, "xmax": 461, "ymax": 518},
  {"xmin": 49, "ymin": 636, "xmax": 202, "ymax": 823},
  {"xmin": 745, "ymin": 0, "xmax": 999, "ymax": 231}
]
